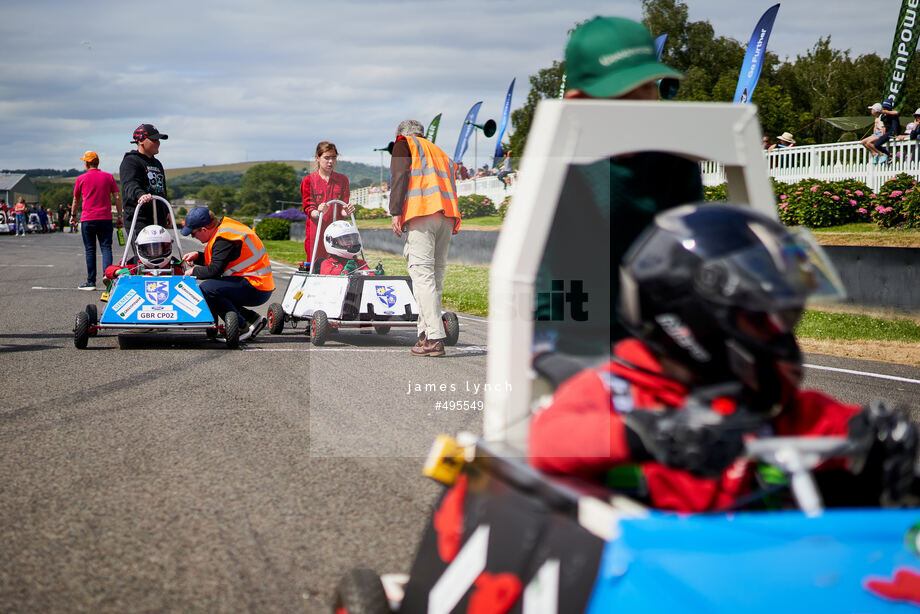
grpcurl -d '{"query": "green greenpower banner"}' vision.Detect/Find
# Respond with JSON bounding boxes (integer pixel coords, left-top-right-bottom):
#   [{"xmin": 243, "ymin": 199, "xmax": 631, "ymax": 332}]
[{"xmin": 883, "ymin": 0, "xmax": 920, "ymax": 110}]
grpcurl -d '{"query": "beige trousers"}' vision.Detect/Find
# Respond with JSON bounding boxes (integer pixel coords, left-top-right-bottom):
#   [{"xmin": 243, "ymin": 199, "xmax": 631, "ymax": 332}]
[{"xmin": 403, "ymin": 213, "xmax": 453, "ymax": 341}]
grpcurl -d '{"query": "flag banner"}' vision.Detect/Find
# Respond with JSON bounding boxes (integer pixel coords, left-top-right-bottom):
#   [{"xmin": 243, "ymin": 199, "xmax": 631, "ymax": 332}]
[
  {"xmin": 453, "ymin": 101, "xmax": 482, "ymax": 163},
  {"xmin": 426, "ymin": 113, "xmax": 442, "ymax": 143},
  {"xmin": 654, "ymin": 33, "xmax": 668, "ymax": 60},
  {"xmin": 883, "ymin": 0, "xmax": 920, "ymax": 110},
  {"xmin": 493, "ymin": 78, "xmax": 516, "ymax": 166},
  {"xmin": 732, "ymin": 4, "xmax": 780, "ymax": 104}
]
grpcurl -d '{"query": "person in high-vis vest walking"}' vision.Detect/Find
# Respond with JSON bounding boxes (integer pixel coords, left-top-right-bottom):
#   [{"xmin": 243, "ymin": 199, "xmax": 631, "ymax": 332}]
[
  {"xmin": 389, "ymin": 119, "xmax": 461, "ymax": 357},
  {"xmin": 181, "ymin": 207, "xmax": 274, "ymax": 342}
]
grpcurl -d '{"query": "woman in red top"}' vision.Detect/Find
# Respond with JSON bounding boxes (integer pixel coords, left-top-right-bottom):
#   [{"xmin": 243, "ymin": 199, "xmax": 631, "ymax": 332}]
[{"xmin": 301, "ymin": 141, "xmax": 353, "ymax": 262}]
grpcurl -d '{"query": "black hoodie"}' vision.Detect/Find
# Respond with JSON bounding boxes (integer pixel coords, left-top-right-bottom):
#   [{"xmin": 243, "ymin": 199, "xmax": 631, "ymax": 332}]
[{"xmin": 120, "ymin": 150, "xmax": 168, "ymax": 228}]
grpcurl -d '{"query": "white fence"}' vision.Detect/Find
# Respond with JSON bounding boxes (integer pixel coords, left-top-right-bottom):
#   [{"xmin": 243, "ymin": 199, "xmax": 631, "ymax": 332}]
[
  {"xmin": 701, "ymin": 139, "xmax": 920, "ymax": 192},
  {"xmin": 351, "ymin": 174, "xmax": 516, "ymax": 210}
]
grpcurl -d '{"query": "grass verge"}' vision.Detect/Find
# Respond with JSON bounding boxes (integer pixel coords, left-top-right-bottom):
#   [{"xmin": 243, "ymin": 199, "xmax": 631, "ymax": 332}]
[{"xmin": 796, "ymin": 310, "xmax": 920, "ymax": 342}]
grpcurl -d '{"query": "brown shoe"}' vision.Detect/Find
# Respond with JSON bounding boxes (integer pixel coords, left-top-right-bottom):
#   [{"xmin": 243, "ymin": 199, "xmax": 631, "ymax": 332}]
[
  {"xmin": 411, "ymin": 338, "xmax": 445, "ymax": 357},
  {"xmin": 414, "ymin": 332, "xmax": 426, "ymax": 348}
]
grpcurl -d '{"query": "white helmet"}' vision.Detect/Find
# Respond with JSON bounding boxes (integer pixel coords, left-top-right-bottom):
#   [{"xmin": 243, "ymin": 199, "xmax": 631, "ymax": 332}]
[
  {"xmin": 324, "ymin": 220, "xmax": 361, "ymax": 260},
  {"xmin": 136, "ymin": 225, "xmax": 173, "ymax": 268}
]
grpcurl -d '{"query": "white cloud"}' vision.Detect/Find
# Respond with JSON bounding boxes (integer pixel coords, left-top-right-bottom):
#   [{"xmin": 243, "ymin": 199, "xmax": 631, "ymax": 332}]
[{"xmin": 0, "ymin": 0, "xmax": 906, "ymax": 171}]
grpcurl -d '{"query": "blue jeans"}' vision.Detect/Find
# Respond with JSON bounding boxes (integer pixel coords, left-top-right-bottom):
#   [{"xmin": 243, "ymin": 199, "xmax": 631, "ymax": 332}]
[
  {"xmin": 198, "ymin": 277, "xmax": 272, "ymax": 325},
  {"xmin": 81, "ymin": 220, "xmax": 113, "ymax": 283},
  {"xmin": 14, "ymin": 213, "xmax": 25, "ymax": 235}
]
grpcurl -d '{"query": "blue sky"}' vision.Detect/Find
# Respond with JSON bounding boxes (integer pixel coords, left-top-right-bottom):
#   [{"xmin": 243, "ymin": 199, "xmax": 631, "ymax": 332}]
[{"xmin": 0, "ymin": 0, "xmax": 906, "ymax": 173}]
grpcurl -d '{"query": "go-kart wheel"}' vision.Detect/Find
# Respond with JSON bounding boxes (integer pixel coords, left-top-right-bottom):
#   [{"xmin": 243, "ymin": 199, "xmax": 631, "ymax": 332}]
[
  {"xmin": 74, "ymin": 311, "xmax": 90, "ymax": 349},
  {"xmin": 333, "ymin": 568, "xmax": 390, "ymax": 614},
  {"xmin": 85, "ymin": 303, "xmax": 99, "ymax": 336},
  {"xmin": 374, "ymin": 325, "xmax": 391, "ymax": 335},
  {"xmin": 268, "ymin": 303, "xmax": 284, "ymax": 335},
  {"xmin": 442, "ymin": 312, "xmax": 460, "ymax": 346},
  {"xmin": 310, "ymin": 310, "xmax": 329, "ymax": 346},
  {"xmin": 224, "ymin": 311, "xmax": 240, "ymax": 349},
  {"xmin": 85, "ymin": 303, "xmax": 98, "ymax": 325}
]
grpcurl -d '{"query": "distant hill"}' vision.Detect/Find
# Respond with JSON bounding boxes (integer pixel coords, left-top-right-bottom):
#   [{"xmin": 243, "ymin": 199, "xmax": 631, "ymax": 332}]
[{"xmin": 30, "ymin": 158, "xmax": 384, "ymax": 189}]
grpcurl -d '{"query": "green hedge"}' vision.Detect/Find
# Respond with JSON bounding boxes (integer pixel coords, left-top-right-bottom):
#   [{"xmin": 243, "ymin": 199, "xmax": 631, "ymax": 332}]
[{"xmin": 254, "ymin": 217, "xmax": 292, "ymax": 241}]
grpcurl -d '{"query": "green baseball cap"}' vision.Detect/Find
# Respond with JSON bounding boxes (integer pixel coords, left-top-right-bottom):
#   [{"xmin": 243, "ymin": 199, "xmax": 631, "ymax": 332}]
[{"xmin": 565, "ymin": 16, "xmax": 683, "ymax": 98}]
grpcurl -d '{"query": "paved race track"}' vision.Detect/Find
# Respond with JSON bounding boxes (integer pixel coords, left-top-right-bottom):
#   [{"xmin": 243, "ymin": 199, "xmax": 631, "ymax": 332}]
[{"xmin": 1, "ymin": 231, "xmax": 919, "ymax": 612}]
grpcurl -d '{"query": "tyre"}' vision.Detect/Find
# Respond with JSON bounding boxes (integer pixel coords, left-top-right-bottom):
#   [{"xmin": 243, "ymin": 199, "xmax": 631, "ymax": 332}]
[
  {"xmin": 224, "ymin": 311, "xmax": 240, "ymax": 349},
  {"xmin": 85, "ymin": 303, "xmax": 98, "ymax": 325},
  {"xmin": 85, "ymin": 303, "xmax": 99, "ymax": 336},
  {"xmin": 74, "ymin": 311, "xmax": 89, "ymax": 349},
  {"xmin": 268, "ymin": 303, "xmax": 284, "ymax": 335},
  {"xmin": 310, "ymin": 310, "xmax": 329, "ymax": 346},
  {"xmin": 442, "ymin": 312, "xmax": 460, "ymax": 346},
  {"xmin": 333, "ymin": 568, "xmax": 390, "ymax": 614},
  {"xmin": 374, "ymin": 325, "xmax": 391, "ymax": 335}
]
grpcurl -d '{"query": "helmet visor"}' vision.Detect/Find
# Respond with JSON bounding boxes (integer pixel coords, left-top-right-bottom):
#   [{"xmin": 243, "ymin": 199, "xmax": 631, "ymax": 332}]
[
  {"xmin": 333, "ymin": 233, "xmax": 361, "ymax": 253},
  {"xmin": 138, "ymin": 241, "xmax": 171, "ymax": 261},
  {"xmin": 697, "ymin": 223, "xmax": 845, "ymax": 309}
]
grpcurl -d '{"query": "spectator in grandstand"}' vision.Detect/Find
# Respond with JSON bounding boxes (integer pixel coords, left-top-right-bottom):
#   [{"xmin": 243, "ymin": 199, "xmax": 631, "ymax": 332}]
[
  {"xmin": 497, "ymin": 149, "xmax": 514, "ymax": 188},
  {"xmin": 862, "ymin": 103, "xmax": 888, "ymax": 164},
  {"xmin": 301, "ymin": 141, "xmax": 353, "ymax": 263},
  {"xmin": 762, "ymin": 135, "xmax": 773, "ymax": 150},
  {"xmin": 768, "ymin": 132, "xmax": 795, "ymax": 151},
  {"xmin": 875, "ymin": 101, "xmax": 900, "ymax": 164}
]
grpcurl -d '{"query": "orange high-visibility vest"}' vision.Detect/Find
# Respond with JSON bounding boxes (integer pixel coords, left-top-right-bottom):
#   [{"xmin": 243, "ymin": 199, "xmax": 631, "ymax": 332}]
[
  {"xmin": 400, "ymin": 136, "xmax": 461, "ymax": 234},
  {"xmin": 204, "ymin": 217, "xmax": 275, "ymax": 291}
]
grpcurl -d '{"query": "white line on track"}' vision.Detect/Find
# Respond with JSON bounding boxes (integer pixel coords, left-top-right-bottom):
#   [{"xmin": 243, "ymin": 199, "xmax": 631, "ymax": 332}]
[
  {"xmin": 804, "ymin": 363, "xmax": 920, "ymax": 386},
  {"xmin": 6, "ymin": 264, "xmax": 54, "ymax": 267},
  {"xmin": 32, "ymin": 286, "xmax": 83, "ymax": 290},
  {"xmin": 242, "ymin": 345, "xmax": 487, "ymax": 353},
  {"xmin": 458, "ymin": 314, "xmax": 487, "ymax": 323}
]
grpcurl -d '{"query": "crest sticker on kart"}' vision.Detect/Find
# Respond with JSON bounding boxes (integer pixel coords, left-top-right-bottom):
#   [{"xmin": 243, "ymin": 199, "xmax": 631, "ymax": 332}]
[
  {"xmin": 145, "ymin": 280, "xmax": 169, "ymax": 305},
  {"xmin": 376, "ymin": 285, "xmax": 397, "ymax": 312}
]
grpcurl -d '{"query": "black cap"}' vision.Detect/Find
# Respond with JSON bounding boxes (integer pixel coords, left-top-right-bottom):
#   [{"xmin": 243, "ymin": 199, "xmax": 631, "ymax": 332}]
[{"xmin": 132, "ymin": 124, "xmax": 168, "ymax": 143}]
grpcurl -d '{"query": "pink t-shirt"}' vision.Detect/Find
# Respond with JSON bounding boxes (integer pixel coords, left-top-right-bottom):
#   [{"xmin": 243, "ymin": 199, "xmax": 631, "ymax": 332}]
[{"xmin": 74, "ymin": 169, "xmax": 119, "ymax": 222}]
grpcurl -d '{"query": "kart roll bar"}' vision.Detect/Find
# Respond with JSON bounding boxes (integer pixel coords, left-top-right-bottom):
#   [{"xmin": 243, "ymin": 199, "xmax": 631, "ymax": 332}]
[
  {"xmin": 308, "ymin": 199, "xmax": 364, "ymax": 274},
  {"xmin": 119, "ymin": 195, "xmax": 185, "ymax": 266}
]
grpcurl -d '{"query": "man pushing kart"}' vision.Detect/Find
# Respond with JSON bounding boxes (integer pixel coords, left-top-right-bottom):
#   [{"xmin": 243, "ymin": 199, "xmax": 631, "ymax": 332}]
[
  {"xmin": 529, "ymin": 204, "xmax": 919, "ymax": 513},
  {"xmin": 181, "ymin": 206, "xmax": 274, "ymax": 342}
]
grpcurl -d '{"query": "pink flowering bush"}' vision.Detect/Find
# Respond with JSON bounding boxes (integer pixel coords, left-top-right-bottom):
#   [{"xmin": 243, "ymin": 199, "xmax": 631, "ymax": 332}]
[
  {"xmin": 872, "ymin": 173, "xmax": 918, "ymax": 228},
  {"xmin": 788, "ymin": 178, "xmax": 872, "ymax": 228}
]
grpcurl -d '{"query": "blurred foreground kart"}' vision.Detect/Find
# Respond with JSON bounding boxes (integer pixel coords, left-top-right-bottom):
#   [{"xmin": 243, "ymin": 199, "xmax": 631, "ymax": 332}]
[{"xmin": 332, "ymin": 100, "xmax": 920, "ymax": 613}]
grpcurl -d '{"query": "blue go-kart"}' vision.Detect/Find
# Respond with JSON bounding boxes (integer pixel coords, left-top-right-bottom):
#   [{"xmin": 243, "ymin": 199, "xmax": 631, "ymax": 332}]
[{"xmin": 73, "ymin": 196, "xmax": 232, "ymax": 349}]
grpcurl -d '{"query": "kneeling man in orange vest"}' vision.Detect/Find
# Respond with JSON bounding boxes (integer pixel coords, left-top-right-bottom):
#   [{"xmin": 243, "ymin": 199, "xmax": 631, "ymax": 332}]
[{"xmin": 181, "ymin": 206, "xmax": 275, "ymax": 342}]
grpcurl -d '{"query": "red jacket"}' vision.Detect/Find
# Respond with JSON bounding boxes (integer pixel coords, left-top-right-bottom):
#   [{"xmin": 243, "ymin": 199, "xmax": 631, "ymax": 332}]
[
  {"xmin": 528, "ymin": 339, "xmax": 860, "ymax": 512},
  {"xmin": 318, "ymin": 256, "xmax": 368, "ymax": 276}
]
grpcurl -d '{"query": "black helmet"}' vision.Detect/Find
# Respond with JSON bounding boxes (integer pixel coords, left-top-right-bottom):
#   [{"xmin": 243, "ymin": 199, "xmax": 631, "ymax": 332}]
[{"xmin": 619, "ymin": 203, "xmax": 845, "ymax": 408}]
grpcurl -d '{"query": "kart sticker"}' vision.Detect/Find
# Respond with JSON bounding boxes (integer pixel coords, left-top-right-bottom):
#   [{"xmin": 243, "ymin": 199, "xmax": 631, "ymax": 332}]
[
  {"xmin": 137, "ymin": 305, "xmax": 178, "ymax": 321},
  {"xmin": 174, "ymin": 280, "xmax": 203, "ymax": 305},
  {"xmin": 376, "ymin": 285, "xmax": 397, "ymax": 310},
  {"xmin": 145, "ymin": 280, "xmax": 169, "ymax": 305},
  {"xmin": 173, "ymin": 294, "xmax": 202, "ymax": 317},
  {"xmin": 113, "ymin": 289, "xmax": 140, "ymax": 313},
  {"xmin": 116, "ymin": 293, "xmax": 144, "ymax": 319}
]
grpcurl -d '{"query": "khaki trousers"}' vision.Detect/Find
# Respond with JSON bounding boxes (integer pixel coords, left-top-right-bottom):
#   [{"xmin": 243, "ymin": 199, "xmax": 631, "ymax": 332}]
[{"xmin": 403, "ymin": 213, "xmax": 453, "ymax": 341}]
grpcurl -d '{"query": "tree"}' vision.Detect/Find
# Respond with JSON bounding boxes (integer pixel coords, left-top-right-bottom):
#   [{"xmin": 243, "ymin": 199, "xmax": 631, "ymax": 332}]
[
  {"xmin": 237, "ymin": 162, "xmax": 299, "ymax": 214},
  {"xmin": 39, "ymin": 183, "xmax": 75, "ymax": 209},
  {"xmin": 195, "ymin": 185, "xmax": 237, "ymax": 216}
]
